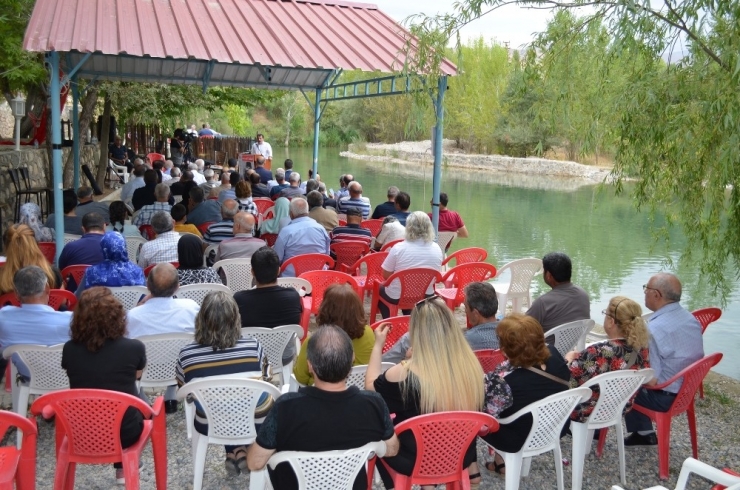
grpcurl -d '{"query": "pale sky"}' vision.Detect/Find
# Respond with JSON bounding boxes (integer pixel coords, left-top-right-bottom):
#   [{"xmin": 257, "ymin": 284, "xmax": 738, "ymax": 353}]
[{"xmin": 370, "ymin": 0, "xmax": 557, "ymax": 49}]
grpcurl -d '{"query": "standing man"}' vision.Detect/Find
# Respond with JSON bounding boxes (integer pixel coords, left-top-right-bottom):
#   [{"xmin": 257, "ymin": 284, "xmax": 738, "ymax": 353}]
[
  {"xmin": 526, "ymin": 252, "xmax": 590, "ymax": 333},
  {"xmin": 429, "ymin": 192, "xmax": 469, "ymax": 238},
  {"xmin": 246, "ymin": 325, "xmax": 399, "ymax": 489},
  {"xmin": 624, "ymin": 273, "xmax": 704, "ymax": 446},
  {"xmin": 273, "ymin": 199, "xmax": 330, "ymax": 277},
  {"xmin": 251, "ymin": 133, "xmax": 273, "ymax": 162},
  {"xmin": 372, "ymin": 186, "xmax": 399, "ymax": 220}
]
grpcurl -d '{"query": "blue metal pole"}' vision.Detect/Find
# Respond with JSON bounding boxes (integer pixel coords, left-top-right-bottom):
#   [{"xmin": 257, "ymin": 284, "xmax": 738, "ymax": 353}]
[
  {"xmin": 431, "ymin": 76, "xmax": 447, "ymax": 238},
  {"xmin": 71, "ymin": 78, "xmax": 80, "ymax": 190},
  {"xmin": 312, "ymin": 88, "xmax": 321, "ymax": 177},
  {"xmin": 48, "ymin": 51, "xmax": 64, "ymax": 263}
]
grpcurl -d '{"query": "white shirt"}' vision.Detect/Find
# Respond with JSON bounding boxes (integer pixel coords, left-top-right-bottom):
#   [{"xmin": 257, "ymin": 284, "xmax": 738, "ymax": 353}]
[
  {"xmin": 191, "ymin": 172, "xmax": 206, "ymax": 185},
  {"xmin": 381, "ymin": 240, "xmax": 443, "ymax": 299},
  {"xmin": 376, "ymin": 221, "xmax": 406, "ymax": 248},
  {"xmin": 251, "ymin": 142, "xmax": 273, "ymax": 159},
  {"xmin": 126, "ymin": 297, "xmax": 199, "ymax": 338}
]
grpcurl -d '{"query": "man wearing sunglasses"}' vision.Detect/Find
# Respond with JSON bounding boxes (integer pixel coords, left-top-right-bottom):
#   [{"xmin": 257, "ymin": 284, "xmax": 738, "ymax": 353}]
[{"xmin": 624, "ymin": 273, "xmax": 704, "ymax": 446}]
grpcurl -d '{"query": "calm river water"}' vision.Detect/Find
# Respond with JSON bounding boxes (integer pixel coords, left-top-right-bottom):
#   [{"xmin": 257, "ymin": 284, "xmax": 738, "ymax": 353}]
[{"xmin": 277, "ymin": 146, "xmax": 738, "ymax": 380}]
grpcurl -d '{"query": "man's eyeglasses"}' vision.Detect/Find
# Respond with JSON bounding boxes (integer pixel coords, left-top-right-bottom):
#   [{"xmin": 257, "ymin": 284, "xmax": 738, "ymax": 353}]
[
  {"xmin": 414, "ymin": 295, "xmax": 439, "ymax": 310},
  {"xmin": 642, "ymin": 284, "xmax": 662, "ymax": 296}
]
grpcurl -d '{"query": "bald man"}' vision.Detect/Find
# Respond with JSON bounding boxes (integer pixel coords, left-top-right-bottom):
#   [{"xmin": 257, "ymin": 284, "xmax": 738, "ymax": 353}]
[
  {"xmin": 336, "ymin": 181, "xmax": 371, "ymax": 219},
  {"xmin": 203, "ymin": 199, "xmax": 239, "ymax": 244},
  {"xmin": 624, "ymin": 272, "xmax": 704, "ymax": 446},
  {"xmin": 215, "ymin": 212, "xmax": 267, "ymax": 262}
]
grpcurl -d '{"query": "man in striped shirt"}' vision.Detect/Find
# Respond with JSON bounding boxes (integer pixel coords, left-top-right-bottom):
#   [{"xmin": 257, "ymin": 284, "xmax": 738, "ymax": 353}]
[
  {"xmin": 203, "ymin": 199, "xmax": 239, "ymax": 244},
  {"xmin": 337, "ymin": 181, "xmax": 371, "ymax": 219},
  {"xmin": 330, "ymin": 207, "xmax": 372, "ymax": 247}
]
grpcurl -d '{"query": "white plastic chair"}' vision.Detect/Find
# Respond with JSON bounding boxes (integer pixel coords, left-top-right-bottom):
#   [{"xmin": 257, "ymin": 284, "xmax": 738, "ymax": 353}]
[
  {"xmin": 176, "ymin": 283, "xmax": 231, "ymax": 305},
  {"xmin": 436, "ymin": 230, "xmax": 456, "ymax": 252},
  {"xmin": 545, "ymin": 319, "xmax": 596, "ymax": 357},
  {"xmin": 202, "ymin": 244, "xmax": 218, "ymax": 267},
  {"xmin": 491, "ymin": 258, "xmax": 543, "ymax": 314},
  {"xmin": 484, "ymin": 386, "xmax": 592, "ymax": 490},
  {"xmin": 108, "ymin": 159, "xmax": 129, "ymax": 185},
  {"xmin": 571, "ymin": 368, "xmax": 655, "ymax": 490},
  {"xmin": 213, "ymin": 258, "xmax": 254, "ymax": 293},
  {"xmin": 176, "ymin": 376, "xmax": 282, "ymax": 490},
  {"xmin": 63, "ymin": 233, "xmax": 81, "ymax": 246},
  {"xmin": 241, "ymin": 325, "xmax": 305, "ymax": 390},
  {"xmin": 124, "ymin": 235, "xmax": 148, "ymax": 263},
  {"xmin": 611, "ymin": 457, "xmax": 740, "ymax": 490},
  {"xmin": 276, "ymin": 277, "xmax": 312, "ymax": 297},
  {"xmin": 137, "ymin": 333, "xmax": 194, "ymax": 394},
  {"xmin": 2, "ymin": 344, "xmax": 69, "ymax": 416},
  {"xmin": 264, "ymin": 441, "xmax": 387, "ymax": 490},
  {"xmin": 108, "ymin": 285, "xmax": 149, "ymax": 310},
  {"xmin": 346, "ymin": 363, "xmax": 395, "ymax": 389}
]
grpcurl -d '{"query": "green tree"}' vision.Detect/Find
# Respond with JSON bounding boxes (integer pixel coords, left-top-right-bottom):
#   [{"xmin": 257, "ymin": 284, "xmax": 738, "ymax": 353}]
[{"xmin": 407, "ymin": 0, "xmax": 740, "ymax": 301}]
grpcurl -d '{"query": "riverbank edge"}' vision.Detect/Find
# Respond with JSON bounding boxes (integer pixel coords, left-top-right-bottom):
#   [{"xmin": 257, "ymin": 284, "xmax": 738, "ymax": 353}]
[{"xmin": 340, "ymin": 139, "xmax": 613, "ymax": 183}]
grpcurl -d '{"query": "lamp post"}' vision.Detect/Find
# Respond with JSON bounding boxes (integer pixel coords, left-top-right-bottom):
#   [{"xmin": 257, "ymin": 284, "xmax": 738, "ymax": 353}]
[{"xmin": 10, "ymin": 95, "xmax": 26, "ymax": 151}]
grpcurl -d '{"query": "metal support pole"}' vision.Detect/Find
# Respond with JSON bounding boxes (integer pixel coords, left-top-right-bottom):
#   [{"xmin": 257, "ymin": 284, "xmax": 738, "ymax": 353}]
[
  {"xmin": 312, "ymin": 88, "xmax": 321, "ymax": 177},
  {"xmin": 71, "ymin": 77, "xmax": 80, "ymax": 190},
  {"xmin": 48, "ymin": 51, "xmax": 64, "ymax": 263},
  {"xmin": 431, "ymin": 76, "xmax": 447, "ymax": 238}
]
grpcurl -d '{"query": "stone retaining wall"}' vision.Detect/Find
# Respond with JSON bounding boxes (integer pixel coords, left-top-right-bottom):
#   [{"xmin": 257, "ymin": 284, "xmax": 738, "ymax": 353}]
[{"xmin": 0, "ymin": 145, "xmax": 101, "ymax": 232}]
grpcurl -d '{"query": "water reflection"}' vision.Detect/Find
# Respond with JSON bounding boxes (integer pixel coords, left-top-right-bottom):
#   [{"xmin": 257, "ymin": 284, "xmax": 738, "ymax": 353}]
[{"xmin": 277, "ymin": 147, "xmax": 737, "ymax": 380}]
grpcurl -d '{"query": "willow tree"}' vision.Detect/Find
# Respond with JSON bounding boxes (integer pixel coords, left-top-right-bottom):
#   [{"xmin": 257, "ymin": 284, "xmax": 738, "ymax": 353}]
[{"xmin": 407, "ymin": 0, "xmax": 740, "ymax": 301}]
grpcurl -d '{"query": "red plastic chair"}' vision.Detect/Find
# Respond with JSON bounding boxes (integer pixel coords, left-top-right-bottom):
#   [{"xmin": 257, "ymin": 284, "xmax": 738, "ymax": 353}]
[
  {"xmin": 371, "ymin": 412, "xmax": 499, "ymax": 490},
  {"xmin": 61, "ymin": 264, "xmax": 90, "ymax": 291},
  {"xmin": 0, "ymin": 293, "xmax": 18, "ymax": 308},
  {"xmin": 360, "ymin": 219, "xmax": 384, "ymax": 237},
  {"xmin": 195, "ymin": 222, "xmax": 214, "ymax": 235},
  {"xmin": 48, "ymin": 290, "xmax": 77, "ymax": 311},
  {"xmin": 330, "ymin": 242, "xmax": 369, "ymax": 272},
  {"xmin": 30, "ymin": 389, "xmax": 167, "ymax": 490},
  {"xmin": 370, "ymin": 316, "xmax": 410, "ymax": 354},
  {"xmin": 369, "ymin": 268, "xmax": 443, "ymax": 323},
  {"xmin": 337, "ymin": 219, "xmax": 347, "ymax": 227},
  {"xmin": 0, "ymin": 409, "xmax": 37, "ymax": 490},
  {"xmin": 340, "ymin": 251, "xmax": 389, "ymax": 299},
  {"xmin": 298, "ymin": 271, "xmax": 361, "ymax": 331},
  {"xmin": 436, "ymin": 262, "xmax": 498, "ymax": 310},
  {"xmin": 280, "ymin": 253, "xmax": 335, "ymax": 278},
  {"xmin": 712, "ymin": 468, "xmax": 740, "ymax": 490},
  {"xmin": 627, "ymin": 352, "xmax": 723, "ymax": 480},
  {"xmin": 138, "ymin": 225, "xmax": 155, "ymax": 240},
  {"xmin": 380, "ymin": 238, "xmax": 403, "ymax": 252},
  {"xmin": 441, "ymin": 247, "xmax": 489, "ymax": 287},
  {"xmin": 692, "ymin": 307, "xmax": 722, "ymax": 399},
  {"xmin": 38, "ymin": 242, "xmax": 56, "ymax": 263},
  {"xmin": 143, "ymin": 262, "xmax": 179, "ymax": 277},
  {"xmin": 441, "ymin": 247, "xmax": 489, "ymax": 269},
  {"xmin": 261, "ymin": 233, "xmax": 278, "ymax": 247},
  {"xmin": 253, "ymin": 198, "xmax": 273, "ymax": 215},
  {"xmin": 145, "ymin": 153, "xmax": 165, "ymax": 165},
  {"xmin": 474, "ymin": 349, "xmax": 506, "ymax": 374}
]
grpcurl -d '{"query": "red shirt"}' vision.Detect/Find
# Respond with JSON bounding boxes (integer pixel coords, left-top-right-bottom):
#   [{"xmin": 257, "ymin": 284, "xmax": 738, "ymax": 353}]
[{"xmin": 429, "ymin": 209, "xmax": 464, "ymax": 232}]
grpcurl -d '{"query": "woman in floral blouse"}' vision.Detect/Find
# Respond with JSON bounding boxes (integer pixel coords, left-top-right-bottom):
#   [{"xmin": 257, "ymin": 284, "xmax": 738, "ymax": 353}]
[{"xmin": 565, "ymin": 296, "xmax": 650, "ymax": 422}]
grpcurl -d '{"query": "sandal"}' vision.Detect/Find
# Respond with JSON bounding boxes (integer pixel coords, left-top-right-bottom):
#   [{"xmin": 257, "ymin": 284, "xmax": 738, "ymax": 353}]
[
  {"xmin": 225, "ymin": 452, "xmax": 241, "ymax": 476},
  {"xmin": 469, "ymin": 471, "xmax": 482, "ymax": 490},
  {"xmin": 234, "ymin": 446, "xmax": 249, "ymax": 473},
  {"xmin": 485, "ymin": 459, "xmax": 506, "ymax": 475}
]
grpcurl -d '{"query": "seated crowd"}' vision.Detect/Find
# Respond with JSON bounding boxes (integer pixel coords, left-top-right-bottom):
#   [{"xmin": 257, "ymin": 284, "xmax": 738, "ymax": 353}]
[{"xmin": 0, "ymin": 156, "xmax": 708, "ymax": 489}]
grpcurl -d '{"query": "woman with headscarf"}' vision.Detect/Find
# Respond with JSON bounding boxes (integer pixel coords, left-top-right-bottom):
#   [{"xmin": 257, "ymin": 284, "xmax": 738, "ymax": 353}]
[
  {"xmin": 19, "ymin": 202, "xmax": 54, "ymax": 242},
  {"xmin": 177, "ymin": 233, "xmax": 222, "ymax": 286},
  {"xmin": 259, "ymin": 197, "xmax": 290, "ymax": 235},
  {"xmin": 76, "ymin": 232, "xmax": 146, "ymax": 297}
]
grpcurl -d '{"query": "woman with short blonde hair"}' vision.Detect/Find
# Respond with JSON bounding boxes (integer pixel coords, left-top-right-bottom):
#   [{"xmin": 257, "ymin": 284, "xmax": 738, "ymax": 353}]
[
  {"xmin": 366, "ymin": 296, "xmax": 485, "ymax": 487},
  {"xmin": 566, "ymin": 296, "xmax": 650, "ymax": 422}
]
